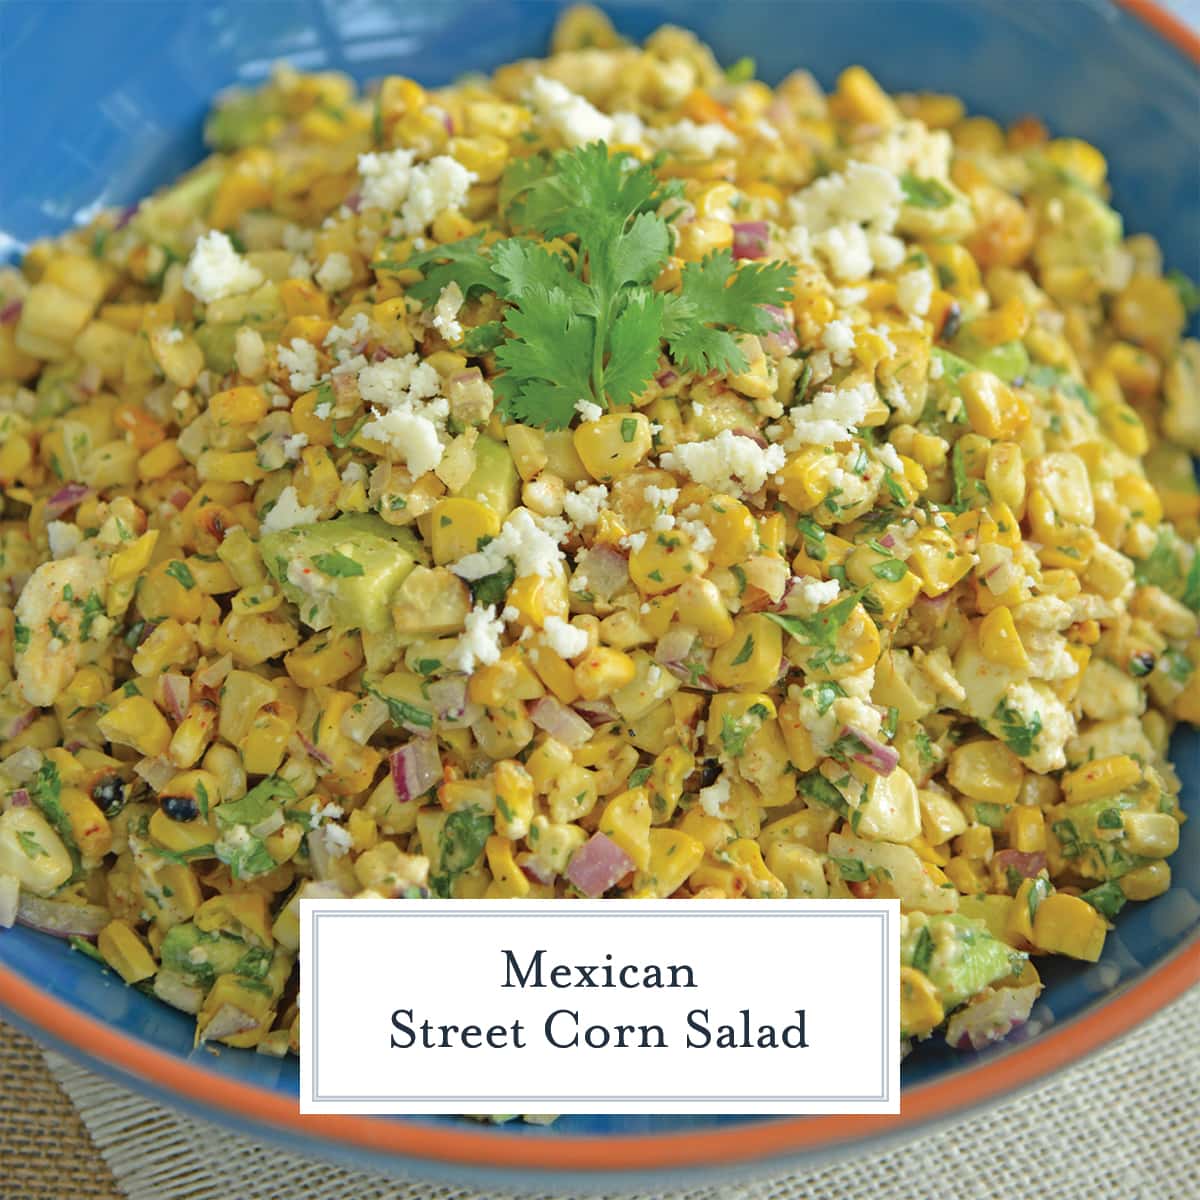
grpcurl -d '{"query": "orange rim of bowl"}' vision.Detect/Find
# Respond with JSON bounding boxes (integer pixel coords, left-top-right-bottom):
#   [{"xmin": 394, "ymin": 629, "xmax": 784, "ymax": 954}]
[{"xmin": 2, "ymin": 0, "xmax": 1199, "ymax": 1177}]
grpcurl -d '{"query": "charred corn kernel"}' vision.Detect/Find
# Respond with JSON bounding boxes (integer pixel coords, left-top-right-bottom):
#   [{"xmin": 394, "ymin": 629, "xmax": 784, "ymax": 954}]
[
  {"xmin": 1007, "ymin": 806, "xmax": 1046, "ymax": 853},
  {"xmin": 574, "ymin": 646, "xmax": 637, "ymax": 700},
  {"xmin": 1120, "ymin": 860, "xmax": 1171, "ymax": 902},
  {"xmin": 948, "ymin": 738, "xmax": 1024, "ymax": 805},
  {"xmin": 1121, "ymin": 811, "xmax": 1179, "ymax": 858},
  {"xmin": 979, "ymin": 606, "xmax": 1029, "ymax": 670},
  {"xmin": 1061, "ymin": 755, "xmax": 1141, "ymax": 804},
  {"xmin": 209, "ymin": 385, "xmax": 268, "ymax": 426},
  {"xmin": 59, "ymin": 787, "xmax": 112, "ymax": 861},
  {"xmin": 574, "ymin": 413, "xmax": 652, "ymax": 481},
  {"xmin": 430, "ymin": 497, "xmax": 500, "ymax": 564},
  {"xmin": 98, "ymin": 695, "xmax": 171, "ymax": 757},
  {"xmin": 711, "ymin": 614, "xmax": 783, "ymax": 692},
  {"xmin": 1033, "ymin": 892, "xmax": 1108, "ymax": 962},
  {"xmin": 169, "ymin": 701, "xmax": 217, "ymax": 768},
  {"xmin": 98, "ymin": 921, "xmax": 157, "ymax": 985},
  {"xmin": 639, "ymin": 829, "xmax": 704, "ymax": 897},
  {"xmin": 900, "ymin": 966, "xmax": 944, "ymax": 1036},
  {"xmin": 960, "ymin": 370, "xmax": 1030, "ymax": 439}
]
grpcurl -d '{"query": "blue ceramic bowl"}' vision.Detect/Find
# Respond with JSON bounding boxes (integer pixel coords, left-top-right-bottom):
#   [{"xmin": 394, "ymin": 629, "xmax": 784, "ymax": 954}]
[{"xmin": 1, "ymin": 0, "xmax": 1197, "ymax": 1190}]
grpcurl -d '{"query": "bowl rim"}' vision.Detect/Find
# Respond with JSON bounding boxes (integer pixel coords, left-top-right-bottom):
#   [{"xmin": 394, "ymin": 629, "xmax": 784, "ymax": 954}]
[{"xmin": 1, "ymin": 0, "xmax": 1198, "ymax": 1180}]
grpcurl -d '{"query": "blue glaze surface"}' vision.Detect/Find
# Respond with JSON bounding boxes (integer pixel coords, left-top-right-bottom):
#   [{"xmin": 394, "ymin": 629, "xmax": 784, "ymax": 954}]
[{"xmin": 0, "ymin": 0, "xmax": 1196, "ymax": 1186}]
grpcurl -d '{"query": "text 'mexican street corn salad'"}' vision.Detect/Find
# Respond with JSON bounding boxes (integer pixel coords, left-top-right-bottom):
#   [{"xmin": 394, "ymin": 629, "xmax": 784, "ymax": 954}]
[{"xmin": 0, "ymin": 6, "xmax": 1197, "ymax": 1064}]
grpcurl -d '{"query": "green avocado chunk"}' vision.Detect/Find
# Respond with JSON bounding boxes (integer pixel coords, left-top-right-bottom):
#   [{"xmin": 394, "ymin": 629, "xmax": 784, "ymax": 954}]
[
  {"xmin": 260, "ymin": 514, "xmax": 424, "ymax": 634},
  {"xmin": 460, "ymin": 434, "xmax": 519, "ymax": 516},
  {"xmin": 160, "ymin": 922, "xmax": 269, "ymax": 987},
  {"xmin": 901, "ymin": 913, "xmax": 1026, "ymax": 1016}
]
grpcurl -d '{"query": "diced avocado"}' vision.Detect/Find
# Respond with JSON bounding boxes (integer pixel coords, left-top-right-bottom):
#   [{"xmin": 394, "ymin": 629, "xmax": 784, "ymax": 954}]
[
  {"xmin": 1050, "ymin": 795, "xmax": 1147, "ymax": 880},
  {"xmin": 132, "ymin": 164, "xmax": 223, "ymax": 256},
  {"xmin": 160, "ymin": 922, "xmax": 268, "ymax": 987},
  {"xmin": 460, "ymin": 434, "xmax": 519, "ymax": 516},
  {"xmin": 953, "ymin": 335, "xmax": 1030, "ymax": 383},
  {"xmin": 901, "ymin": 913, "xmax": 1026, "ymax": 1013},
  {"xmin": 205, "ymin": 90, "xmax": 281, "ymax": 151},
  {"xmin": 194, "ymin": 322, "xmax": 238, "ymax": 374},
  {"xmin": 260, "ymin": 514, "xmax": 424, "ymax": 634}
]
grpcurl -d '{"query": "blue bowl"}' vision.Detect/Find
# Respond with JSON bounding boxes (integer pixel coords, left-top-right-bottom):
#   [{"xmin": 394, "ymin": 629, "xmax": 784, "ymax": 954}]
[{"xmin": 1, "ymin": 0, "xmax": 1197, "ymax": 1190}]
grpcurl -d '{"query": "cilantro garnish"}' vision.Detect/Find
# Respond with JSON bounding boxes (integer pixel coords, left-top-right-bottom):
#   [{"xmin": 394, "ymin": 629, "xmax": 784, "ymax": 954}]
[
  {"xmin": 431, "ymin": 806, "xmax": 494, "ymax": 897},
  {"xmin": 900, "ymin": 172, "xmax": 954, "ymax": 209},
  {"xmin": 1167, "ymin": 268, "xmax": 1200, "ymax": 314},
  {"xmin": 470, "ymin": 561, "xmax": 516, "ymax": 609},
  {"xmin": 215, "ymin": 775, "xmax": 297, "ymax": 830},
  {"xmin": 398, "ymin": 143, "xmax": 794, "ymax": 427},
  {"xmin": 17, "ymin": 829, "xmax": 48, "ymax": 859},
  {"xmin": 1080, "ymin": 881, "xmax": 1127, "ymax": 920},
  {"xmin": 368, "ymin": 685, "xmax": 434, "ymax": 730},
  {"xmin": 910, "ymin": 925, "xmax": 934, "ymax": 973},
  {"xmin": 312, "ymin": 550, "xmax": 364, "ymax": 578},
  {"xmin": 992, "ymin": 699, "xmax": 1042, "ymax": 757},
  {"xmin": 765, "ymin": 591, "xmax": 860, "ymax": 669},
  {"xmin": 165, "ymin": 560, "xmax": 195, "ymax": 590}
]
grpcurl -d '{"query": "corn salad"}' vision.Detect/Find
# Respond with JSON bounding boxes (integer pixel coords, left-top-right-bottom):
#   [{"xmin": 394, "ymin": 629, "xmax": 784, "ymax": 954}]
[{"xmin": 0, "ymin": 5, "xmax": 1197, "ymax": 1059}]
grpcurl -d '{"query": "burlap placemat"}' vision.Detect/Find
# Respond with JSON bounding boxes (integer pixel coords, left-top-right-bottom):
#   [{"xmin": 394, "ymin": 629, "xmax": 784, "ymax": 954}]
[{"xmin": 2, "ymin": 986, "xmax": 1197, "ymax": 1200}]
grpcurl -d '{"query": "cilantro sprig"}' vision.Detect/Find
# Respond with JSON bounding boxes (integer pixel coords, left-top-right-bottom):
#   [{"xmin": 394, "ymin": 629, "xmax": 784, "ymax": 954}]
[{"xmin": 397, "ymin": 142, "xmax": 795, "ymax": 428}]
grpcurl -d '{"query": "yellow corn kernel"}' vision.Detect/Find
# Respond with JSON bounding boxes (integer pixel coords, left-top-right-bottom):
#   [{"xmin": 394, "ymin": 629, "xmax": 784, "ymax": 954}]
[
  {"xmin": 598, "ymin": 787, "xmax": 653, "ymax": 872},
  {"xmin": 137, "ymin": 439, "xmax": 184, "ymax": 482},
  {"xmin": 98, "ymin": 920, "xmax": 157, "ymax": 985},
  {"xmin": 209, "ymin": 385, "xmax": 268, "ymax": 427},
  {"xmin": 527, "ymin": 641, "xmax": 580, "ymax": 705},
  {"xmin": 468, "ymin": 648, "xmax": 545, "ymax": 707},
  {"xmin": 97, "ymin": 695, "xmax": 171, "ymax": 757},
  {"xmin": 279, "ymin": 278, "xmax": 331, "ymax": 318},
  {"xmin": 239, "ymin": 708, "xmax": 293, "ymax": 777},
  {"xmin": 1112, "ymin": 275, "xmax": 1185, "ymax": 359},
  {"xmin": 504, "ymin": 572, "xmax": 569, "ymax": 628},
  {"xmin": 492, "ymin": 759, "xmax": 534, "ymax": 839},
  {"xmin": 985, "ymin": 442, "xmax": 1026, "ymax": 516},
  {"xmin": 196, "ymin": 892, "xmax": 272, "ymax": 947},
  {"xmin": 1103, "ymin": 341, "xmax": 1161, "ymax": 399},
  {"xmin": 646, "ymin": 745, "xmax": 694, "ymax": 824},
  {"xmin": 430, "ymin": 497, "xmax": 500, "ymax": 565},
  {"xmin": 1121, "ymin": 811, "xmax": 1180, "ymax": 859},
  {"xmin": 948, "ymin": 738, "xmax": 1024, "ymax": 806},
  {"xmin": 1004, "ymin": 877, "xmax": 1049, "ymax": 944},
  {"xmin": 945, "ymin": 855, "xmax": 989, "ymax": 894},
  {"xmin": 960, "ymin": 370, "xmax": 1030, "ymax": 439},
  {"xmin": 710, "ymin": 614, "xmax": 783, "ymax": 692},
  {"xmin": 628, "ymin": 530, "xmax": 709, "ymax": 596},
  {"xmin": 1120, "ymin": 861, "xmax": 1171, "ymax": 902},
  {"xmin": 284, "ymin": 630, "xmax": 364, "ymax": 688},
  {"xmin": 1032, "ymin": 892, "xmax": 1108, "ymax": 962},
  {"xmin": 676, "ymin": 217, "xmax": 734, "ymax": 262},
  {"xmin": 485, "ymin": 835, "xmax": 531, "ymax": 898},
  {"xmin": 701, "ymin": 494, "xmax": 757, "ymax": 567},
  {"xmin": 573, "ymin": 413, "xmax": 652, "ymax": 481},
  {"xmin": 108, "ymin": 529, "xmax": 159, "ymax": 585},
  {"xmin": 197, "ymin": 450, "xmax": 265, "ymax": 485},
  {"xmin": 673, "ymin": 577, "xmax": 734, "ymax": 647},
  {"xmin": 215, "ymin": 611, "xmax": 300, "ymax": 667},
  {"xmin": 978, "ymin": 605, "xmax": 1029, "ymax": 670},
  {"xmin": 347, "ymin": 808, "xmax": 378, "ymax": 853},
  {"xmin": 845, "ymin": 545, "xmax": 922, "ymax": 621},
  {"xmin": 907, "ymin": 528, "xmax": 973, "ymax": 597},
  {"xmin": 1007, "ymin": 806, "xmax": 1046, "ymax": 854},
  {"xmin": 574, "ymin": 646, "xmax": 637, "ymax": 700},
  {"xmin": 639, "ymin": 830, "xmax": 704, "ymax": 898},
  {"xmin": 832, "ymin": 65, "xmax": 899, "ymax": 125},
  {"xmin": 1061, "ymin": 754, "xmax": 1141, "ymax": 805},
  {"xmin": 1113, "ymin": 474, "xmax": 1163, "ymax": 526},
  {"xmin": 777, "ymin": 699, "xmax": 821, "ymax": 772},
  {"xmin": 900, "ymin": 965, "xmax": 944, "ymax": 1036},
  {"xmin": 197, "ymin": 974, "xmax": 274, "ymax": 1048}
]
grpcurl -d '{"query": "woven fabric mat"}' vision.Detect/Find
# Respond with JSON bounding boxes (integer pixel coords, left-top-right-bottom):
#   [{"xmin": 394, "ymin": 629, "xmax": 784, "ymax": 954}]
[{"xmin": 1, "ymin": 986, "xmax": 1196, "ymax": 1200}]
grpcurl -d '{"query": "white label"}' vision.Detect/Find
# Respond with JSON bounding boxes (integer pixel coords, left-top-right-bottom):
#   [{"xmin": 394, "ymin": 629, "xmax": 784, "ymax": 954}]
[{"xmin": 300, "ymin": 899, "xmax": 899, "ymax": 1115}]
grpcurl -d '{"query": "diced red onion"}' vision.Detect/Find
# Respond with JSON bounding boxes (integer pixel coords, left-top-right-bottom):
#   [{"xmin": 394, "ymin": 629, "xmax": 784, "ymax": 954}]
[
  {"xmin": 296, "ymin": 730, "xmax": 333, "ymax": 769},
  {"xmin": 340, "ymin": 693, "xmax": 390, "ymax": 745},
  {"xmin": 655, "ymin": 631, "xmax": 715, "ymax": 690},
  {"xmin": 948, "ymin": 984, "xmax": 1039, "ymax": 1051},
  {"xmin": 580, "ymin": 543, "xmax": 629, "ymax": 598},
  {"xmin": 344, "ymin": 191, "xmax": 362, "ymax": 213},
  {"xmin": 992, "ymin": 849, "xmax": 1048, "ymax": 879},
  {"xmin": 134, "ymin": 755, "xmax": 176, "ymax": 793},
  {"xmin": 426, "ymin": 677, "xmax": 478, "ymax": 728},
  {"xmin": 530, "ymin": 696, "xmax": 594, "ymax": 747},
  {"xmin": 331, "ymin": 371, "xmax": 359, "ymax": 404},
  {"xmin": 878, "ymin": 533, "xmax": 897, "ymax": 548},
  {"xmin": 114, "ymin": 203, "xmax": 138, "ymax": 230},
  {"xmin": 44, "ymin": 483, "xmax": 91, "ymax": 519},
  {"xmin": 732, "ymin": 220, "xmax": 769, "ymax": 260},
  {"xmin": 168, "ymin": 487, "xmax": 192, "ymax": 510},
  {"xmin": 201, "ymin": 1003, "xmax": 260, "ymax": 1042},
  {"xmin": 572, "ymin": 699, "xmax": 620, "ymax": 728},
  {"xmin": 566, "ymin": 832, "xmax": 634, "ymax": 898},
  {"xmin": 8, "ymin": 789, "xmax": 30, "ymax": 808},
  {"xmin": 160, "ymin": 674, "xmax": 190, "ymax": 724},
  {"xmin": 77, "ymin": 362, "xmax": 103, "ymax": 395},
  {"xmin": 842, "ymin": 725, "xmax": 899, "ymax": 776},
  {"xmin": 4, "ymin": 711, "xmax": 35, "ymax": 740},
  {"xmin": 195, "ymin": 654, "xmax": 233, "ymax": 689},
  {"xmin": 371, "ymin": 346, "xmax": 395, "ymax": 362},
  {"xmin": 0, "ymin": 299, "xmax": 22, "ymax": 326},
  {"xmin": 1, "ymin": 748, "xmax": 43, "ymax": 784},
  {"xmin": 519, "ymin": 852, "xmax": 556, "ymax": 886},
  {"xmin": 655, "ymin": 367, "xmax": 678, "ymax": 387},
  {"xmin": 390, "ymin": 738, "xmax": 442, "ymax": 802},
  {"xmin": 16, "ymin": 894, "xmax": 110, "ymax": 939}
]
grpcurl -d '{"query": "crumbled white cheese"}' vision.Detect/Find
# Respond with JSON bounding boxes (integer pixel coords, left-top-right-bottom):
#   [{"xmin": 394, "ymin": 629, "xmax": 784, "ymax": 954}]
[
  {"xmin": 277, "ymin": 338, "xmax": 320, "ymax": 393},
  {"xmin": 698, "ymin": 772, "xmax": 732, "ymax": 817},
  {"xmin": 994, "ymin": 681, "xmax": 1076, "ymax": 774},
  {"xmin": 527, "ymin": 75, "xmax": 615, "ymax": 147},
  {"xmin": 324, "ymin": 311, "xmax": 372, "ymax": 361},
  {"xmin": 161, "ymin": 327, "xmax": 183, "ymax": 344},
  {"xmin": 357, "ymin": 149, "xmax": 476, "ymax": 235},
  {"xmin": 432, "ymin": 281, "xmax": 465, "ymax": 344},
  {"xmin": 288, "ymin": 255, "xmax": 313, "ymax": 280},
  {"xmin": 543, "ymin": 615, "xmax": 589, "ymax": 660},
  {"xmin": 447, "ymin": 605, "xmax": 505, "ymax": 672},
  {"xmin": 282, "ymin": 224, "xmax": 314, "ymax": 253},
  {"xmin": 622, "ymin": 531, "xmax": 648, "ymax": 553},
  {"xmin": 450, "ymin": 508, "xmax": 566, "ymax": 582},
  {"xmin": 182, "ymin": 231, "xmax": 264, "ymax": 304},
  {"xmin": 357, "ymin": 353, "xmax": 440, "ymax": 408},
  {"xmin": 792, "ymin": 575, "xmax": 841, "ymax": 613},
  {"xmin": 786, "ymin": 381, "xmax": 875, "ymax": 447},
  {"xmin": 575, "ymin": 398, "xmax": 603, "ymax": 423},
  {"xmin": 897, "ymin": 269, "xmax": 933, "ymax": 317},
  {"xmin": 341, "ymin": 461, "xmax": 367, "ymax": 485},
  {"xmin": 822, "ymin": 318, "xmax": 856, "ymax": 365},
  {"xmin": 314, "ymin": 251, "xmax": 354, "ymax": 293},
  {"xmin": 563, "ymin": 483, "xmax": 609, "ymax": 528},
  {"xmin": 643, "ymin": 485, "xmax": 679, "ymax": 510},
  {"xmin": 281, "ymin": 432, "xmax": 309, "ymax": 462},
  {"xmin": 234, "ymin": 327, "xmax": 266, "ymax": 379},
  {"xmin": 356, "ymin": 148, "xmax": 417, "ymax": 211},
  {"xmin": 875, "ymin": 442, "xmax": 904, "ymax": 473},
  {"xmin": 661, "ymin": 430, "xmax": 785, "ymax": 497},
  {"xmin": 318, "ymin": 824, "xmax": 354, "ymax": 859},
  {"xmin": 867, "ymin": 232, "xmax": 906, "ymax": 271},
  {"xmin": 679, "ymin": 518, "xmax": 715, "ymax": 554},
  {"xmin": 929, "ymin": 354, "xmax": 945, "ymax": 381},
  {"xmin": 261, "ymin": 485, "xmax": 320, "ymax": 534},
  {"xmin": 651, "ymin": 119, "xmax": 738, "ymax": 157},
  {"xmin": 360, "ymin": 408, "xmax": 446, "ymax": 478}
]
